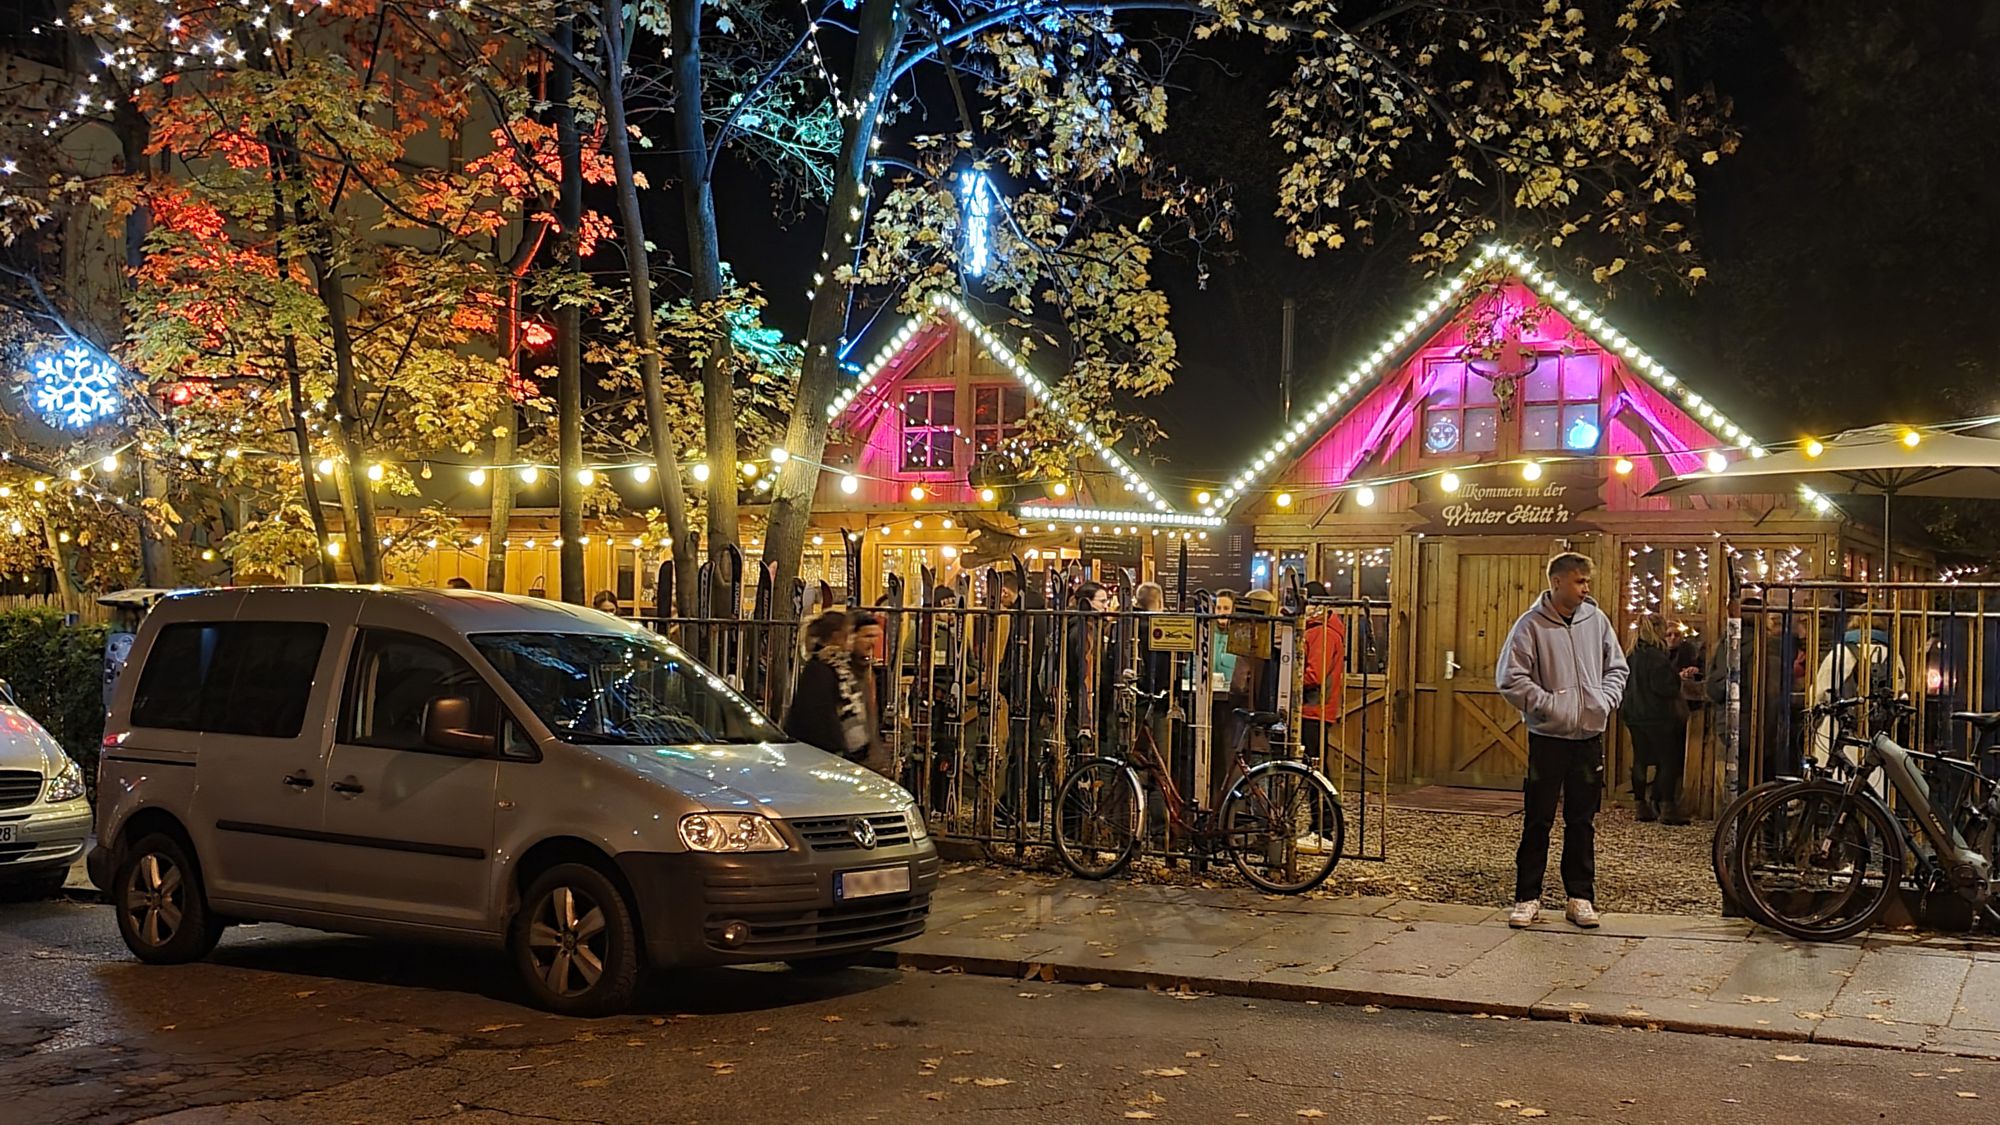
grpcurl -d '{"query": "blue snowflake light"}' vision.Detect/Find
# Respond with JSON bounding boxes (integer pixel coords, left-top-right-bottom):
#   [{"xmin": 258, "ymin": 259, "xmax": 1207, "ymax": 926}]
[{"xmin": 30, "ymin": 342, "xmax": 124, "ymax": 429}]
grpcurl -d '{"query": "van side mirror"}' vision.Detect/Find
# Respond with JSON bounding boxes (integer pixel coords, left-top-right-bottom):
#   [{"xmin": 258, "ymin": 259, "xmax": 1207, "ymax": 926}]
[{"xmin": 423, "ymin": 696, "xmax": 496, "ymax": 755}]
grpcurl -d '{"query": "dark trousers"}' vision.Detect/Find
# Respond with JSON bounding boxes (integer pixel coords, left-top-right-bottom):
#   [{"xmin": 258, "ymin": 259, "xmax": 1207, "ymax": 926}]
[
  {"xmin": 1515, "ymin": 733, "xmax": 1603, "ymax": 903},
  {"xmin": 1627, "ymin": 722, "xmax": 1686, "ymax": 809}
]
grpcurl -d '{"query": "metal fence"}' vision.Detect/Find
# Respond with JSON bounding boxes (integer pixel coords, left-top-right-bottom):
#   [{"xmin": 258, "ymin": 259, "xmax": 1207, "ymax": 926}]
[
  {"xmin": 1731, "ymin": 582, "xmax": 2000, "ymax": 792},
  {"xmin": 638, "ymin": 575, "xmax": 1389, "ymax": 867}
]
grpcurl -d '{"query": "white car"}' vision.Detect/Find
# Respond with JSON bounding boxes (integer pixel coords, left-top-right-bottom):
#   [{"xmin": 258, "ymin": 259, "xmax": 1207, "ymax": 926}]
[{"xmin": 0, "ymin": 680, "xmax": 93, "ymax": 897}]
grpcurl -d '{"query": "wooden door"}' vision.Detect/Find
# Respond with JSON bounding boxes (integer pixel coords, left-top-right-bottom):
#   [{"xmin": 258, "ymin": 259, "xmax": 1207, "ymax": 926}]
[{"xmin": 1414, "ymin": 540, "xmax": 1550, "ymax": 788}]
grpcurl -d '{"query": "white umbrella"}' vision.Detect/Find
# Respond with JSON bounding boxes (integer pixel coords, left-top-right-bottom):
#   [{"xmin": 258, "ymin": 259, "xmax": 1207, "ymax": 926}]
[{"xmin": 1647, "ymin": 423, "xmax": 2000, "ymax": 554}]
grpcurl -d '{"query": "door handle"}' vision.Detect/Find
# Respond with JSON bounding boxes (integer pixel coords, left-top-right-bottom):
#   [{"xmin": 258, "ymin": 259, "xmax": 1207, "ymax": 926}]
[
  {"xmin": 281, "ymin": 772, "xmax": 316, "ymax": 789},
  {"xmin": 1445, "ymin": 650, "xmax": 1461, "ymax": 680},
  {"xmin": 329, "ymin": 778, "xmax": 365, "ymax": 796}
]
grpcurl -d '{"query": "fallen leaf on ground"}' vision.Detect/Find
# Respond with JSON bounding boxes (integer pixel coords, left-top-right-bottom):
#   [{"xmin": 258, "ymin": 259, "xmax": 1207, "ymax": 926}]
[
  {"xmin": 1775, "ymin": 1055, "xmax": 1809, "ymax": 1063},
  {"xmin": 1124, "ymin": 1114, "xmax": 1158, "ymax": 1120},
  {"xmin": 1427, "ymin": 1117, "xmax": 1455, "ymax": 1122},
  {"xmin": 924, "ymin": 1092, "xmax": 944, "ymax": 1102},
  {"xmin": 821, "ymin": 1015, "xmax": 844, "ymax": 1023},
  {"xmin": 1362, "ymin": 1005, "xmax": 1381, "ymax": 1014},
  {"xmin": 1496, "ymin": 1101, "xmax": 1522, "ymax": 1110},
  {"xmin": 1519, "ymin": 1111, "xmax": 1548, "ymax": 1119},
  {"xmin": 1297, "ymin": 1112, "xmax": 1326, "ymax": 1120},
  {"xmin": 293, "ymin": 991, "xmax": 317, "ymax": 999},
  {"xmin": 579, "ymin": 1079, "xmax": 611, "ymax": 1088},
  {"xmin": 973, "ymin": 1078, "xmax": 1012, "ymax": 1088},
  {"xmin": 1741, "ymin": 995, "xmax": 1779, "ymax": 1004},
  {"xmin": 1944, "ymin": 1068, "xmax": 1965, "ymax": 1074},
  {"xmin": 1084, "ymin": 983, "xmax": 1107, "ymax": 992},
  {"xmin": 1144, "ymin": 1067, "xmax": 1188, "ymax": 1078},
  {"xmin": 1185, "ymin": 1051, "xmax": 1207, "ymax": 1058},
  {"xmin": 477, "ymin": 1023, "xmax": 521, "ymax": 1033},
  {"xmin": 1957, "ymin": 1093, "xmax": 1980, "ymax": 1099}
]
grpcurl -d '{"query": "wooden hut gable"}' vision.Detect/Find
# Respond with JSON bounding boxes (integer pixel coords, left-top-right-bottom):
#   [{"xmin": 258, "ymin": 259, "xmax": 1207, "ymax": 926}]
[{"xmin": 1206, "ymin": 244, "xmax": 1774, "ymax": 521}]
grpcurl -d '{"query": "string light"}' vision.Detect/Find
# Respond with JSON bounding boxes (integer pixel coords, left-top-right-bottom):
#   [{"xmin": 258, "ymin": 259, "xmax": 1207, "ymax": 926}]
[
  {"xmin": 691, "ymin": 463, "xmax": 711, "ymax": 482},
  {"xmin": 469, "ymin": 468, "xmax": 487, "ymax": 486}
]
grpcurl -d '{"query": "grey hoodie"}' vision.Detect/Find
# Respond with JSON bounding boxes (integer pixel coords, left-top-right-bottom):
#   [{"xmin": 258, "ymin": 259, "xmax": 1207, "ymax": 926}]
[{"xmin": 1496, "ymin": 591, "xmax": 1630, "ymax": 740}]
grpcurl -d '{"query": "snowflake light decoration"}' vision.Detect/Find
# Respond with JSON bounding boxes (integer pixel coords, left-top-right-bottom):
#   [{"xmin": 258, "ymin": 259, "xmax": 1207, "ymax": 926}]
[{"xmin": 30, "ymin": 343, "xmax": 124, "ymax": 429}]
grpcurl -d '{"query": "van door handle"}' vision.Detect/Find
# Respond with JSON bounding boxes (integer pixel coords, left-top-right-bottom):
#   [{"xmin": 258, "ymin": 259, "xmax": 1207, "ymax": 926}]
[
  {"xmin": 329, "ymin": 778, "xmax": 365, "ymax": 796},
  {"xmin": 281, "ymin": 772, "xmax": 315, "ymax": 789}
]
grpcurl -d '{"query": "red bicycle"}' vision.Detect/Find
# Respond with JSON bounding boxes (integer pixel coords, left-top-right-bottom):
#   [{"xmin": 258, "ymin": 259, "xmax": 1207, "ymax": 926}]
[{"xmin": 1051, "ymin": 681, "xmax": 1345, "ymax": 893}]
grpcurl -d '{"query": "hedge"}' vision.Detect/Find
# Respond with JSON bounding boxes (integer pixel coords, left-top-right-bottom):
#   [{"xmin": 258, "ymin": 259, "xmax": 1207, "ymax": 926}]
[{"xmin": 0, "ymin": 607, "xmax": 108, "ymax": 773}]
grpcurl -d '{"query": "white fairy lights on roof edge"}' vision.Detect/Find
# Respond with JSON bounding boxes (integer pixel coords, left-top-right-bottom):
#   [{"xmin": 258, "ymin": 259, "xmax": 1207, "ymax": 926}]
[
  {"xmin": 824, "ymin": 291, "xmax": 1178, "ymax": 518},
  {"xmin": 1201, "ymin": 242, "xmax": 1774, "ymax": 520}
]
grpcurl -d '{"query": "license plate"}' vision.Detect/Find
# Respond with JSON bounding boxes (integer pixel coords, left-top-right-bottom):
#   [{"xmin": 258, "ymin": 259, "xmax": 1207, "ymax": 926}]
[
  {"xmin": 836, "ymin": 865, "xmax": 910, "ymax": 901},
  {"xmin": 0, "ymin": 825, "xmax": 14, "ymax": 844}
]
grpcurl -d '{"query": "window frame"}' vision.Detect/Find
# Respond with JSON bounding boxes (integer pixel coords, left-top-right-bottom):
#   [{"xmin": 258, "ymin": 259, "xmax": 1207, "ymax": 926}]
[
  {"xmin": 129, "ymin": 620, "xmax": 328, "ymax": 738},
  {"xmin": 336, "ymin": 628, "xmax": 509, "ymax": 757},
  {"xmin": 971, "ymin": 383, "xmax": 1027, "ymax": 456},
  {"xmin": 1519, "ymin": 351, "xmax": 1604, "ymax": 454},
  {"xmin": 1418, "ymin": 358, "xmax": 1500, "ymax": 459},
  {"xmin": 899, "ymin": 385, "xmax": 958, "ymax": 473}
]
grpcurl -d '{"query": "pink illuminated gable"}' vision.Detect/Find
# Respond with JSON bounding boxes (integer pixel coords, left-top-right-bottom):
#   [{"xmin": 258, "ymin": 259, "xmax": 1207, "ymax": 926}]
[{"xmin": 1276, "ymin": 277, "xmax": 1735, "ymax": 497}]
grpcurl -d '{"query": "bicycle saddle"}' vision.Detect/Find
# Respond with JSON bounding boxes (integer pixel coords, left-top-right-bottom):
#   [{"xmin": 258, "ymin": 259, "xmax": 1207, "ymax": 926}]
[
  {"xmin": 1950, "ymin": 711, "xmax": 2000, "ymax": 733},
  {"xmin": 1233, "ymin": 708, "xmax": 1285, "ymax": 730}
]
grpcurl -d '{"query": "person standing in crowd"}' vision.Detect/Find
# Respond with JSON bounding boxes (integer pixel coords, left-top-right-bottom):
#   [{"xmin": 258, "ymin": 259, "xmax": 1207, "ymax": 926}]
[
  {"xmin": 445, "ymin": 576, "xmax": 473, "ymax": 590},
  {"xmin": 1066, "ymin": 581, "xmax": 1116, "ymax": 752},
  {"xmin": 1298, "ymin": 580, "xmax": 1348, "ymax": 769},
  {"xmin": 1620, "ymin": 612, "xmax": 1690, "ymax": 824},
  {"xmin": 847, "ymin": 610, "xmax": 896, "ymax": 779},
  {"xmin": 1133, "ymin": 581, "xmax": 1174, "ymax": 761},
  {"xmin": 1208, "ymin": 589, "xmax": 1240, "ymax": 807},
  {"xmin": 1497, "ymin": 552, "xmax": 1628, "ymax": 929},
  {"xmin": 592, "ymin": 590, "xmax": 621, "ymax": 616},
  {"xmin": 784, "ymin": 611, "xmax": 872, "ymax": 763}
]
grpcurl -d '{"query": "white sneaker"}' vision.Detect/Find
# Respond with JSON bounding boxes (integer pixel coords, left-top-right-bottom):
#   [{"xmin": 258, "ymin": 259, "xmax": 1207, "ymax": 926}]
[
  {"xmin": 1294, "ymin": 832, "xmax": 1336, "ymax": 855},
  {"xmin": 1507, "ymin": 900, "xmax": 1541, "ymax": 928},
  {"xmin": 1565, "ymin": 898, "xmax": 1601, "ymax": 928}
]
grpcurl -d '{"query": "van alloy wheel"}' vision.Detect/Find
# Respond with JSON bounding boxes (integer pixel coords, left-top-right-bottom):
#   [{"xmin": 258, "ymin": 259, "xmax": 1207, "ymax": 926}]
[
  {"xmin": 123, "ymin": 852, "xmax": 186, "ymax": 948},
  {"xmin": 526, "ymin": 884, "xmax": 609, "ymax": 997}
]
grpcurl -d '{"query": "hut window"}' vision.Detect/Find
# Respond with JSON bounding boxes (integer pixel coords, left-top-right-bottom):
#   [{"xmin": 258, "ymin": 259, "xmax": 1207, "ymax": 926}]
[
  {"xmin": 901, "ymin": 387, "xmax": 957, "ymax": 471},
  {"xmin": 1421, "ymin": 359, "xmax": 1498, "ymax": 456},
  {"xmin": 972, "ymin": 385, "xmax": 1027, "ymax": 454},
  {"xmin": 1522, "ymin": 352, "xmax": 1602, "ymax": 453}
]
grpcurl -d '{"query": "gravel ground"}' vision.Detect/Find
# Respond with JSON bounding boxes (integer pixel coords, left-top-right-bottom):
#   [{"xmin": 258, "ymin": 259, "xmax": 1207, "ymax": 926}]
[{"xmin": 963, "ymin": 801, "xmax": 1724, "ymax": 916}]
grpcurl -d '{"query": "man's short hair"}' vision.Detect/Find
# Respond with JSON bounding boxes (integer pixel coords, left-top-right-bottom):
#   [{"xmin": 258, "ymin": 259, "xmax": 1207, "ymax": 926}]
[
  {"xmin": 806, "ymin": 610, "xmax": 849, "ymax": 647},
  {"xmin": 1547, "ymin": 552, "xmax": 1593, "ymax": 580},
  {"xmin": 1215, "ymin": 588, "xmax": 1239, "ymax": 601},
  {"xmin": 848, "ymin": 610, "xmax": 883, "ymax": 631},
  {"xmin": 1000, "ymin": 570, "xmax": 1023, "ymax": 590}
]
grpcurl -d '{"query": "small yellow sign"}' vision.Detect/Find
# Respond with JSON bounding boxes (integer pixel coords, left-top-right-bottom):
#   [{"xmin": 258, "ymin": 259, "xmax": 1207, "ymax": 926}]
[{"xmin": 1149, "ymin": 614, "xmax": 1198, "ymax": 653}]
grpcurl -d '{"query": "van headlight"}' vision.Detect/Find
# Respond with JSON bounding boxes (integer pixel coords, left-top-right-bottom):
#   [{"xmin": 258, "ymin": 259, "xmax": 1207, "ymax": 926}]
[
  {"xmin": 45, "ymin": 757, "xmax": 85, "ymax": 804},
  {"xmin": 902, "ymin": 802, "xmax": 929, "ymax": 841},
  {"xmin": 678, "ymin": 813, "xmax": 789, "ymax": 853}
]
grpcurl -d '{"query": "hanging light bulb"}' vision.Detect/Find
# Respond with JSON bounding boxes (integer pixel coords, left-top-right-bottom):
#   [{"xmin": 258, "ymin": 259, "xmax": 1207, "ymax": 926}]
[
  {"xmin": 1803, "ymin": 439, "xmax": 1824, "ymax": 459},
  {"xmin": 576, "ymin": 468, "xmax": 596, "ymax": 487},
  {"xmin": 769, "ymin": 447, "xmax": 790, "ymax": 464},
  {"xmin": 1522, "ymin": 462, "xmax": 1544, "ymax": 481},
  {"xmin": 325, "ymin": 540, "xmax": 342, "ymax": 557},
  {"xmin": 691, "ymin": 463, "xmax": 711, "ymax": 482},
  {"xmin": 318, "ymin": 458, "xmax": 335, "ymax": 477},
  {"xmin": 909, "ymin": 484, "xmax": 926, "ymax": 501},
  {"xmin": 366, "ymin": 463, "xmax": 385, "ymax": 482},
  {"xmin": 469, "ymin": 468, "xmax": 487, "ymax": 487},
  {"xmin": 1705, "ymin": 451, "xmax": 1727, "ymax": 474},
  {"xmin": 979, "ymin": 487, "xmax": 996, "ymax": 503},
  {"xmin": 1196, "ymin": 490, "xmax": 1212, "ymax": 505},
  {"xmin": 1901, "ymin": 429, "xmax": 1921, "ymax": 449},
  {"xmin": 839, "ymin": 473, "xmax": 859, "ymax": 495},
  {"xmin": 633, "ymin": 464, "xmax": 653, "ymax": 483},
  {"xmin": 1051, "ymin": 481, "xmax": 1069, "ymax": 497},
  {"xmin": 1355, "ymin": 486, "xmax": 1376, "ymax": 507},
  {"xmin": 1613, "ymin": 458, "xmax": 1634, "ymax": 476},
  {"xmin": 1276, "ymin": 492, "xmax": 1294, "ymax": 508},
  {"xmin": 100, "ymin": 454, "xmax": 119, "ymax": 473},
  {"xmin": 521, "ymin": 465, "xmax": 541, "ymax": 484},
  {"xmin": 1439, "ymin": 473, "xmax": 1461, "ymax": 494},
  {"xmin": 741, "ymin": 461, "xmax": 760, "ymax": 479}
]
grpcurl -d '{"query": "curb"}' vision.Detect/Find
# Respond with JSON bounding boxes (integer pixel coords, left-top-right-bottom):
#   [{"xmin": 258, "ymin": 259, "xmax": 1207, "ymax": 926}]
[{"xmin": 890, "ymin": 949, "xmax": 2000, "ymax": 1060}]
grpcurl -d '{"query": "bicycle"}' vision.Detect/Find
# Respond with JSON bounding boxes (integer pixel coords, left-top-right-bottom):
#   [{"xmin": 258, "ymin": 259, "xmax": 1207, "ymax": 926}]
[
  {"xmin": 1731, "ymin": 699, "xmax": 2000, "ymax": 941},
  {"xmin": 1050, "ymin": 682, "xmax": 1345, "ymax": 894},
  {"xmin": 1710, "ymin": 694, "xmax": 1869, "ymax": 924}
]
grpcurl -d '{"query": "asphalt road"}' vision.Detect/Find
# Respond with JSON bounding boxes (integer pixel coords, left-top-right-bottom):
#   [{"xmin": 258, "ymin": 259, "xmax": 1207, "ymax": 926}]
[{"xmin": 1, "ymin": 897, "xmax": 1996, "ymax": 1124}]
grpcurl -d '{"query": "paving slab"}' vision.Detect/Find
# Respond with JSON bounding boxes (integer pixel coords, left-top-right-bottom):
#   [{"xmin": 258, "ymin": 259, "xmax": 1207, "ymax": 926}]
[
  {"xmin": 1713, "ymin": 941, "xmax": 1866, "ymax": 1011},
  {"xmin": 1811, "ymin": 1013, "xmax": 1934, "ymax": 1052},
  {"xmin": 1948, "ymin": 960, "xmax": 2000, "ymax": 1033},
  {"xmin": 1451, "ymin": 930, "xmax": 1634, "ymax": 996},
  {"xmin": 1537, "ymin": 991, "xmax": 1827, "ymax": 1041},
  {"xmin": 1242, "ymin": 915, "xmax": 1404, "ymax": 984},
  {"xmin": 1832, "ymin": 949, "xmax": 1974, "ymax": 1028},
  {"xmin": 1586, "ymin": 936, "xmax": 1752, "ymax": 998},
  {"xmin": 1588, "ymin": 912, "xmax": 1759, "ymax": 942},
  {"xmin": 1374, "ymin": 899, "xmax": 1504, "ymax": 926},
  {"xmin": 1338, "ymin": 920, "xmax": 1515, "ymax": 978}
]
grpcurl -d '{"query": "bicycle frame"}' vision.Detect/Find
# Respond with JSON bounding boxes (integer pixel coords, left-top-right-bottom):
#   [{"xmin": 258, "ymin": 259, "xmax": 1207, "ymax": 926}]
[{"xmin": 1843, "ymin": 731, "xmax": 1997, "ymax": 905}]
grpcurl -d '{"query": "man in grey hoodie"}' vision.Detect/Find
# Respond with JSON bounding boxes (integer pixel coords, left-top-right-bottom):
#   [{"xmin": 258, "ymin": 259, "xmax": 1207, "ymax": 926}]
[{"xmin": 1496, "ymin": 552, "xmax": 1629, "ymax": 929}]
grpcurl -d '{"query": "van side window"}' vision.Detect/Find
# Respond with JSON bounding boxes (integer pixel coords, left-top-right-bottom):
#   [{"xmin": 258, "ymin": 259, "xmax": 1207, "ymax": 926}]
[
  {"xmin": 131, "ymin": 622, "xmax": 328, "ymax": 737},
  {"xmin": 341, "ymin": 631, "xmax": 499, "ymax": 752}
]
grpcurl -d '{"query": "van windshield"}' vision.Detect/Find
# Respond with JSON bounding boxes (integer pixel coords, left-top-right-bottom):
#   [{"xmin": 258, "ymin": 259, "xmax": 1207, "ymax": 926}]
[{"xmin": 471, "ymin": 631, "xmax": 773, "ymax": 746}]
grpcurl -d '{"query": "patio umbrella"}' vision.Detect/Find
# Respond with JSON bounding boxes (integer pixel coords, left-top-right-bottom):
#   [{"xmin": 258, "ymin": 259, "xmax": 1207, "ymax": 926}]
[{"xmin": 1646, "ymin": 423, "xmax": 2000, "ymax": 557}]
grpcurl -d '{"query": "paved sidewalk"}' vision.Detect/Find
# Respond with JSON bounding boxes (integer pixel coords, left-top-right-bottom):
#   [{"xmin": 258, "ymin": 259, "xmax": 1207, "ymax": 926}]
[{"xmin": 895, "ymin": 865, "xmax": 2000, "ymax": 1060}]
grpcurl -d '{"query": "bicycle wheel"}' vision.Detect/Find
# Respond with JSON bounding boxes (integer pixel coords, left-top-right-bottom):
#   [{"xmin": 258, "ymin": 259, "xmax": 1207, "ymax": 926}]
[
  {"xmin": 1734, "ymin": 781, "xmax": 1902, "ymax": 941},
  {"xmin": 1222, "ymin": 762, "xmax": 1344, "ymax": 894},
  {"xmin": 1052, "ymin": 757, "xmax": 1144, "ymax": 880},
  {"xmin": 1711, "ymin": 779, "xmax": 1790, "ymax": 925}
]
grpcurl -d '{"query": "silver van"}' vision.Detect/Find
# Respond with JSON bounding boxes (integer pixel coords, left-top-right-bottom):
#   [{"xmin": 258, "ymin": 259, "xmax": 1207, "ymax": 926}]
[{"xmin": 89, "ymin": 587, "xmax": 939, "ymax": 1015}]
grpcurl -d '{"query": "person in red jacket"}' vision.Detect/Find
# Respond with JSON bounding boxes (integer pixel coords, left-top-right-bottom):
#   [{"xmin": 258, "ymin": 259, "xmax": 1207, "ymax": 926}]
[{"xmin": 1299, "ymin": 580, "xmax": 1347, "ymax": 765}]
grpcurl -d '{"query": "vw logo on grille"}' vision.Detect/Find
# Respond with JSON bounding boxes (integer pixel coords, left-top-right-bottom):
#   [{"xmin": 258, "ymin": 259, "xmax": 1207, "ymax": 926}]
[{"xmin": 850, "ymin": 817, "xmax": 878, "ymax": 849}]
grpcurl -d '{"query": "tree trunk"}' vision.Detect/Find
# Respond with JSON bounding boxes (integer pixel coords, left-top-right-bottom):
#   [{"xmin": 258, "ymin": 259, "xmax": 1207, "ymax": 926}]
[
  {"xmin": 314, "ymin": 269, "xmax": 382, "ymax": 584},
  {"xmin": 112, "ymin": 93, "xmax": 179, "ymax": 589},
  {"xmin": 283, "ymin": 338, "xmax": 331, "ymax": 583},
  {"xmin": 554, "ymin": 15, "xmax": 587, "ymax": 605},
  {"xmin": 765, "ymin": 0, "xmax": 912, "ymax": 613},
  {"xmin": 485, "ymin": 402, "xmax": 518, "ymax": 592},
  {"xmin": 668, "ymin": 0, "xmax": 740, "ymax": 605},
  {"xmin": 600, "ymin": 8, "xmax": 698, "ymax": 614}
]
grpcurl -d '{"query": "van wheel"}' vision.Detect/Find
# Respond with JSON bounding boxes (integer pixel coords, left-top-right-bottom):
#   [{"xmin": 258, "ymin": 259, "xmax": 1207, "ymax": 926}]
[
  {"xmin": 512, "ymin": 863, "xmax": 641, "ymax": 1017},
  {"xmin": 114, "ymin": 833, "xmax": 222, "ymax": 964}
]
